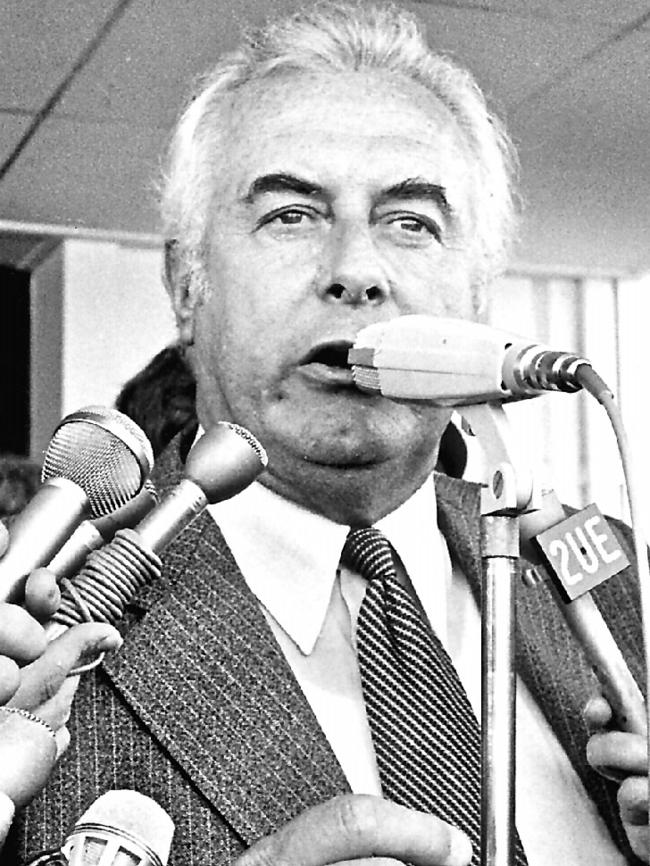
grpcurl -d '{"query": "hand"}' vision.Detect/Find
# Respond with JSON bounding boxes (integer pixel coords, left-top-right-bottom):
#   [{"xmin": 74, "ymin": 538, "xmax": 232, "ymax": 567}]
[
  {"xmin": 0, "ymin": 790, "xmax": 14, "ymax": 850},
  {"xmin": 0, "ymin": 562, "xmax": 64, "ymax": 704},
  {"xmin": 584, "ymin": 695, "xmax": 648, "ymax": 862},
  {"xmin": 234, "ymin": 794, "xmax": 472, "ymax": 865},
  {"xmin": 0, "ymin": 525, "xmax": 122, "ymax": 812},
  {"xmin": 0, "ymin": 527, "xmax": 121, "ymax": 709},
  {"xmin": 0, "ymin": 520, "xmax": 65, "ymax": 704}
]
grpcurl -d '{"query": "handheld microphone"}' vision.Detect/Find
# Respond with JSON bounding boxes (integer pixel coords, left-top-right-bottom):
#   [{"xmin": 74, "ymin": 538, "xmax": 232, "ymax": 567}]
[
  {"xmin": 0, "ymin": 407, "xmax": 153, "ymax": 604},
  {"xmin": 47, "ymin": 422, "xmax": 267, "ymax": 633},
  {"xmin": 348, "ymin": 315, "xmax": 590, "ymax": 406},
  {"xmin": 26, "ymin": 790, "xmax": 174, "ymax": 866},
  {"xmin": 46, "ymin": 481, "xmax": 159, "ymax": 581}
]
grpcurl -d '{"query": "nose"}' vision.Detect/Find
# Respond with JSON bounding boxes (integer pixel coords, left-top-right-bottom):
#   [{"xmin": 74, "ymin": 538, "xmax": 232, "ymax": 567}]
[{"xmin": 321, "ymin": 222, "xmax": 390, "ymax": 305}]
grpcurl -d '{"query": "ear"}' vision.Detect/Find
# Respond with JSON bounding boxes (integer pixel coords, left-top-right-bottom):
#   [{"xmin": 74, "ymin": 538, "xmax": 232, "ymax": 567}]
[{"xmin": 163, "ymin": 239, "xmax": 195, "ymax": 345}]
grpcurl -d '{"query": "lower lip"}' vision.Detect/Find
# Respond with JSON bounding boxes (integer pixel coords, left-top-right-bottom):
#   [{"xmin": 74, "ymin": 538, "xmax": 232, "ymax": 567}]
[{"xmin": 298, "ymin": 363, "xmax": 356, "ymax": 387}]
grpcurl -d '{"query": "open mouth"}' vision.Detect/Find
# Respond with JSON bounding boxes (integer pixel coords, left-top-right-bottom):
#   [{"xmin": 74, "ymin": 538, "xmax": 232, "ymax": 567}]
[{"xmin": 302, "ymin": 340, "xmax": 353, "ymax": 369}]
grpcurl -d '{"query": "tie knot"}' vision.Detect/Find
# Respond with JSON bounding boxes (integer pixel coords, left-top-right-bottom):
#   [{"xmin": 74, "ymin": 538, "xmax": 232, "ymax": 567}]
[{"xmin": 341, "ymin": 527, "xmax": 396, "ymax": 583}]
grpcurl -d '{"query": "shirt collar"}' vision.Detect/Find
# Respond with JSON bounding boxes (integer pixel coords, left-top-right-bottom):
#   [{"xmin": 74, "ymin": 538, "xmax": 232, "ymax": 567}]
[{"xmin": 207, "ymin": 471, "xmax": 448, "ymax": 655}]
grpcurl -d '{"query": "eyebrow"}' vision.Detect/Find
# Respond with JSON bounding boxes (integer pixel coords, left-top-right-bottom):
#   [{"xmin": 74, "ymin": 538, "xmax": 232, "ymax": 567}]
[
  {"xmin": 377, "ymin": 178, "xmax": 451, "ymax": 215},
  {"xmin": 243, "ymin": 173, "xmax": 323, "ymax": 203},
  {"xmin": 242, "ymin": 172, "xmax": 452, "ymax": 216}
]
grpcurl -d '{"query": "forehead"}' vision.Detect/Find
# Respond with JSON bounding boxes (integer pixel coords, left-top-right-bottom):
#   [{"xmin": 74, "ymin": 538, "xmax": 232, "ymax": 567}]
[{"xmin": 219, "ymin": 69, "xmax": 477, "ymax": 209}]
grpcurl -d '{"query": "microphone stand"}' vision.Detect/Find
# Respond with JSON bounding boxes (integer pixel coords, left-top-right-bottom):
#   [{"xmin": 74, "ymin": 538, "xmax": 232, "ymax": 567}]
[{"xmin": 459, "ymin": 403, "xmax": 542, "ymax": 866}]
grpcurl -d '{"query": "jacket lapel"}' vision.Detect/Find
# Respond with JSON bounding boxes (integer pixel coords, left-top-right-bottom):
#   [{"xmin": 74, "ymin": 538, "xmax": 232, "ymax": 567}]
[
  {"xmin": 434, "ymin": 473, "xmax": 630, "ymax": 854},
  {"xmin": 102, "ymin": 439, "xmax": 348, "ymax": 845}
]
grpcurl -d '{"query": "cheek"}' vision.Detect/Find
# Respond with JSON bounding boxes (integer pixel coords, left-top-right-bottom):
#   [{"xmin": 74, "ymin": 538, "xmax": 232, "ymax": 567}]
[{"xmin": 385, "ymin": 249, "xmax": 476, "ymax": 318}]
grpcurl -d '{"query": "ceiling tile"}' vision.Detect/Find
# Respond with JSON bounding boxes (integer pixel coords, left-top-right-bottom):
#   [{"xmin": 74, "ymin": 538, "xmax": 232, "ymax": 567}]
[
  {"xmin": 46, "ymin": 1, "xmax": 616, "ymax": 125},
  {"xmin": 0, "ymin": 0, "xmax": 119, "ymax": 109},
  {"xmin": 407, "ymin": 4, "xmax": 617, "ymax": 110},
  {"xmin": 0, "ymin": 115, "xmax": 163, "ymax": 232},
  {"xmin": 0, "ymin": 114, "xmax": 32, "ymax": 163},
  {"xmin": 414, "ymin": 1, "xmax": 650, "ymax": 26},
  {"xmin": 49, "ymin": 0, "xmax": 303, "ymax": 128},
  {"xmin": 512, "ymin": 29, "xmax": 650, "ymax": 272}
]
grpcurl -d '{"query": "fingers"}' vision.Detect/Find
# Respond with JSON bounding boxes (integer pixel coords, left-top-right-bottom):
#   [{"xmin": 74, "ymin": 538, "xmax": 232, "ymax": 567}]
[
  {"xmin": 0, "ymin": 790, "xmax": 15, "ymax": 848},
  {"xmin": 0, "ymin": 657, "xmax": 20, "ymax": 705},
  {"xmin": 618, "ymin": 777, "xmax": 650, "ymax": 861},
  {"xmin": 619, "ymin": 776, "xmax": 649, "ymax": 826},
  {"xmin": 24, "ymin": 568, "xmax": 61, "ymax": 622},
  {"xmin": 236, "ymin": 795, "xmax": 472, "ymax": 866},
  {"xmin": 30, "ymin": 673, "xmax": 80, "ymax": 731},
  {"xmin": 583, "ymin": 694, "xmax": 613, "ymax": 732},
  {"xmin": 54, "ymin": 724, "xmax": 71, "ymax": 761},
  {"xmin": 0, "ymin": 570, "xmax": 61, "ymax": 672},
  {"xmin": 0, "ymin": 709, "xmax": 58, "ymax": 808},
  {"xmin": 0, "ymin": 603, "xmax": 46, "ymax": 663},
  {"xmin": 7, "ymin": 622, "xmax": 122, "ymax": 714},
  {"xmin": 587, "ymin": 730, "xmax": 647, "ymax": 783}
]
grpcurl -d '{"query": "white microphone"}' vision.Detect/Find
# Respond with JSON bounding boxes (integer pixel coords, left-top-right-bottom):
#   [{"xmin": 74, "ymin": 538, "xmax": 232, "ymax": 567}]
[
  {"xmin": 348, "ymin": 315, "xmax": 590, "ymax": 406},
  {"xmin": 26, "ymin": 790, "xmax": 174, "ymax": 866},
  {"xmin": 0, "ymin": 407, "xmax": 153, "ymax": 604}
]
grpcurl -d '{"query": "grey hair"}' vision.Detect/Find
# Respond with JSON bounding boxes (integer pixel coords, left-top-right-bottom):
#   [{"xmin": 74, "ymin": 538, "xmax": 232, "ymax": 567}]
[{"xmin": 160, "ymin": 1, "xmax": 519, "ymax": 318}]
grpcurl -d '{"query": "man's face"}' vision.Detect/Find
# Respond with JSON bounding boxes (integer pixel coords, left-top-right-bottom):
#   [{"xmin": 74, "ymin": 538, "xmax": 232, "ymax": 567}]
[{"xmin": 188, "ymin": 69, "xmax": 483, "ymax": 519}]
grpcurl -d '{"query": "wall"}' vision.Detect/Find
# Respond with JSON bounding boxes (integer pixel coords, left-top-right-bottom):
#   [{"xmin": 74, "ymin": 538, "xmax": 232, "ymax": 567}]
[
  {"xmin": 30, "ymin": 244, "xmax": 64, "ymax": 458},
  {"xmin": 30, "ymin": 238, "xmax": 175, "ymax": 455},
  {"xmin": 486, "ymin": 271, "xmax": 648, "ymax": 529},
  {"xmin": 61, "ymin": 239, "xmax": 175, "ymax": 414}
]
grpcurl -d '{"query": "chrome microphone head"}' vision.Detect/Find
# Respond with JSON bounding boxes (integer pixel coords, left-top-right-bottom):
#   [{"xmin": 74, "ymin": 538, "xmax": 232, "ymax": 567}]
[
  {"xmin": 42, "ymin": 406, "xmax": 154, "ymax": 517},
  {"xmin": 184, "ymin": 421, "xmax": 268, "ymax": 503}
]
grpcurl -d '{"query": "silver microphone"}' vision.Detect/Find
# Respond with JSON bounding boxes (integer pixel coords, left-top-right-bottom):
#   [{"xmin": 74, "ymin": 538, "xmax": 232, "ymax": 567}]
[
  {"xmin": 348, "ymin": 315, "xmax": 590, "ymax": 406},
  {"xmin": 45, "ymin": 481, "xmax": 159, "ymax": 581},
  {"xmin": 0, "ymin": 406, "xmax": 153, "ymax": 604},
  {"xmin": 47, "ymin": 422, "xmax": 267, "ymax": 633}
]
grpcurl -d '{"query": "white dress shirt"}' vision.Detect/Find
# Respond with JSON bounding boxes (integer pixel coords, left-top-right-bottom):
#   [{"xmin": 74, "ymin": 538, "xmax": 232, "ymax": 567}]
[{"xmin": 208, "ymin": 476, "xmax": 625, "ymax": 865}]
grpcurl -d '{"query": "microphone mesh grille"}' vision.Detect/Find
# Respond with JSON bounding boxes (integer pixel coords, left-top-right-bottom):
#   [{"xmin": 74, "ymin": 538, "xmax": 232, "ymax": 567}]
[
  {"xmin": 223, "ymin": 422, "xmax": 268, "ymax": 467},
  {"xmin": 42, "ymin": 407, "xmax": 153, "ymax": 518}
]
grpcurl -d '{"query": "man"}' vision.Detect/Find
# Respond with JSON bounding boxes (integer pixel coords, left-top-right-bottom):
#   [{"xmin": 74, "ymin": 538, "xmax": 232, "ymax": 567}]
[{"xmin": 0, "ymin": 3, "xmax": 647, "ymax": 863}]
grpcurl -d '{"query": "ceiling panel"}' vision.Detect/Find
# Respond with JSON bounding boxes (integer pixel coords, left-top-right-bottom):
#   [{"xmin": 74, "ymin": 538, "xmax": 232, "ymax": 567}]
[
  {"xmin": 412, "ymin": 0, "xmax": 650, "ymax": 26},
  {"xmin": 51, "ymin": 0, "xmax": 303, "ymax": 128},
  {"xmin": 513, "ymin": 28, "xmax": 650, "ymax": 272},
  {"xmin": 55, "ymin": 0, "xmax": 616, "ymax": 126},
  {"xmin": 0, "ymin": 114, "xmax": 32, "ymax": 163},
  {"xmin": 0, "ymin": 115, "xmax": 163, "ymax": 231},
  {"xmin": 0, "ymin": 0, "xmax": 117, "ymax": 109},
  {"xmin": 408, "ymin": 4, "xmax": 617, "ymax": 109}
]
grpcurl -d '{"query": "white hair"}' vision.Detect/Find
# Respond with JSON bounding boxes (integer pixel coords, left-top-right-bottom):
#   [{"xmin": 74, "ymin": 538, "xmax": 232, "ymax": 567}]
[{"xmin": 160, "ymin": 1, "xmax": 519, "ymax": 317}]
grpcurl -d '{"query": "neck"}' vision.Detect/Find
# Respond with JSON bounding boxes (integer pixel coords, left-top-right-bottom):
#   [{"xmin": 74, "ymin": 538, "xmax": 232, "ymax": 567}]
[{"xmin": 260, "ymin": 445, "xmax": 440, "ymax": 526}]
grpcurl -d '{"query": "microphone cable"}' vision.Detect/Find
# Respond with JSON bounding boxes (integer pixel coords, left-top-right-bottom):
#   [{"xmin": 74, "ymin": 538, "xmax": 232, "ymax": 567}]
[{"xmin": 575, "ymin": 364, "xmax": 650, "ymax": 771}]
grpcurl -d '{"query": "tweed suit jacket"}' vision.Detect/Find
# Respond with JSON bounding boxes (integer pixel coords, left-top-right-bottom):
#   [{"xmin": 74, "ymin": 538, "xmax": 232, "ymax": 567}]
[{"xmin": 4, "ymin": 436, "xmax": 646, "ymax": 865}]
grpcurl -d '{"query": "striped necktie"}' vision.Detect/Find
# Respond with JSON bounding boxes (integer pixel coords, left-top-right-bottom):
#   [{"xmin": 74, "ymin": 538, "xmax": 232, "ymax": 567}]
[{"xmin": 343, "ymin": 526, "xmax": 527, "ymax": 866}]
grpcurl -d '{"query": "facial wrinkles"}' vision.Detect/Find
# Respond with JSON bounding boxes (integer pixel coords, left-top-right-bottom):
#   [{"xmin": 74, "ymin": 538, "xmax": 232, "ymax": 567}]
[{"xmin": 229, "ymin": 71, "xmax": 474, "ymax": 204}]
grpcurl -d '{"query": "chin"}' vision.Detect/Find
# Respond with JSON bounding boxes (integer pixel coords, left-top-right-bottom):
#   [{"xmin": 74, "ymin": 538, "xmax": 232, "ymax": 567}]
[{"xmin": 291, "ymin": 413, "xmax": 409, "ymax": 466}]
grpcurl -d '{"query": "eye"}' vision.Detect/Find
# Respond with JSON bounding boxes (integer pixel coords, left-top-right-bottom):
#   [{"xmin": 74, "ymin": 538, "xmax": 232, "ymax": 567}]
[
  {"xmin": 273, "ymin": 210, "xmax": 308, "ymax": 225},
  {"xmin": 386, "ymin": 213, "xmax": 442, "ymax": 244},
  {"xmin": 257, "ymin": 206, "xmax": 321, "ymax": 234}
]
